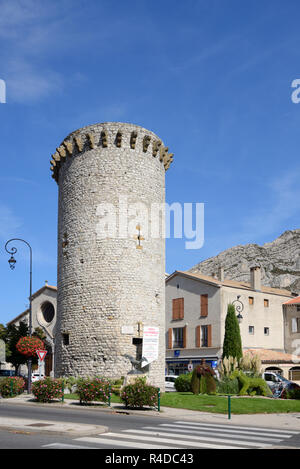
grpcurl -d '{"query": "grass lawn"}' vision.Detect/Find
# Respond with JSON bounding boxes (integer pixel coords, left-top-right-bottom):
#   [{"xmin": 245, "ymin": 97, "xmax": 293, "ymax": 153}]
[
  {"xmin": 160, "ymin": 392, "xmax": 300, "ymax": 414},
  {"xmin": 64, "ymin": 391, "xmax": 300, "ymax": 414}
]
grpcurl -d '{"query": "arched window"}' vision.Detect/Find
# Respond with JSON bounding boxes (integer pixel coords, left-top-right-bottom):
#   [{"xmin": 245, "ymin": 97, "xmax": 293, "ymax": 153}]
[
  {"xmin": 289, "ymin": 367, "xmax": 300, "ymax": 381},
  {"xmin": 40, "ymin": 301, "xmax": 55, "ymax": 324}
]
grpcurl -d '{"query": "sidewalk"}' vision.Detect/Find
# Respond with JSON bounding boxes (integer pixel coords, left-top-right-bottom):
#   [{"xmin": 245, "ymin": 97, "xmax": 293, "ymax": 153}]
[{"xmin": 1, "ymin": 393, "xmax": 300, "ymax": 435}]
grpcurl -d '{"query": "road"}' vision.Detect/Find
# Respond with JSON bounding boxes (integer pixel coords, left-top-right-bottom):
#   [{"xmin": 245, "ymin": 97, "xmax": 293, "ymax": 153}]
[{"xmin": 0, "ymin": 402, "xmax": 300, "ymax": 450}]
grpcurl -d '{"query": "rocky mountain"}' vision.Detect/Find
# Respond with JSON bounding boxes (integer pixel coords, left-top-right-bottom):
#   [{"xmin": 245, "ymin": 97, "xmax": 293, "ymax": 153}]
[{"xmin": 189, "ymin": 229, "xmax": 300, "ymax": 293}]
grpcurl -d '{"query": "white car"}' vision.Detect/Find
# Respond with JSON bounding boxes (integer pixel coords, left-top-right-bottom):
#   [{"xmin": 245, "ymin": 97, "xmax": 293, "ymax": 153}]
[
  {"xmin": 31, "ymin": 373, "xmax": 45, "ymax": 383},
  {"xmin": 165, "ymin": 375, "xmax": 177, "ymax": 392}
]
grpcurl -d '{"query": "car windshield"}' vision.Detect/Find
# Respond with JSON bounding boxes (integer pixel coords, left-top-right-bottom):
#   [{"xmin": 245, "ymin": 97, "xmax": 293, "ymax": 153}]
[{"xmin": 278, "ymin": 375, "xmax": 289, "ymax": 382}]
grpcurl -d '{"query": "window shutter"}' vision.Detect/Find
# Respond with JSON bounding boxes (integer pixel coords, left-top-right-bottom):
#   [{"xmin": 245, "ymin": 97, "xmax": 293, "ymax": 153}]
[
  {"xmin": 172, "ymin": 298, "xmax": 184, "ymax": 320},
  {"xmin": 207, "ymin": 324, "xmax": 212, "ymax": 347},
  {"xmin": 201, "ymin": 294, "xmax": 208, "ymax": 317},
  {"xmin": 196, "ymin": 325, "xmax": 201, "ymax": 347},
  {"xmin": 183, "ymin": 325, "xmax": 187, "ymax": 348},
  {"xmin": 168, "ymin": 328, "xmax": 173, "ymax": 349}
]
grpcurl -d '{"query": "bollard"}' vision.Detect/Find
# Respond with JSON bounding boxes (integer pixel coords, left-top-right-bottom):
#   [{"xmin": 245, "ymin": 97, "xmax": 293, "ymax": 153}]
[
  {"xmin": 10, "ymin": 379, "xmax": 13, "ymax": 397},
  {"xmin": 228, "ymin": 395, "xmax": 231, "ymax": 420},
  {"xmin": 61, "ymin": 381, "xmax": 64, "ymax": 403},
  {"xmin": 108, "ymin": 384, "xmax": 111, "ymax": 407},
  {"xmin": 157, "ymin": 388, "xmax": 161, "ymax": 412}
]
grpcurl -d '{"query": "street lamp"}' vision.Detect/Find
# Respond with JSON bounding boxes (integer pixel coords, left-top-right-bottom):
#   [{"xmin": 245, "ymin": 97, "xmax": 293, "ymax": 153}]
[
  {"xmin": 233, "ymin": 295, "xmax": 244, "ymax": 323},
  {"xmin": 5, "ymin": 238, "xmax": 33, "ymax": 394}
]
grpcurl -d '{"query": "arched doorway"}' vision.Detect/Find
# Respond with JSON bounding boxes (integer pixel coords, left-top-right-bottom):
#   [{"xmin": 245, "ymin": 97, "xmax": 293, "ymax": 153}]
[{"xmin": 265, "ymin": 366, "xmax": 283, "ymax": 376}]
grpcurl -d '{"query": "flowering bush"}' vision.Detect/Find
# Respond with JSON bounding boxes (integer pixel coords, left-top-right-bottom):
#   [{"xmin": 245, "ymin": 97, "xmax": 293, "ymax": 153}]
[
  {"xmin": 32, "ymin": 377, "xmax": 63, "ymax": 402},
  {"xmin": 76, "ymin": 377, "xmax": 110, "ymax": 404},
  {"xmin": 120, "ymin": 377, "xmax": 158, "ymax": 408},
  {"xmin": 0, "ymin": 377, "xmax": 25, "ymax": 397},
  {"xmin": 16, "ymin": 336, "xmax": 45, "ymax": 357}
]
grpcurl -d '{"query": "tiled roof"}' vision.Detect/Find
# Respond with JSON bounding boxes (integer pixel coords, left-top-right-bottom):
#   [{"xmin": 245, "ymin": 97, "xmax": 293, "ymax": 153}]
[
  {"xmin": 244, "ymin": 348, "xmax": 296, "ymax": 363},
  {"xmin": 283, "ymin": 296, "xmax": 300, "ymax": 305},
  {"xmin": 166, "ymin": 270, "xmax": 293, "ymax": 297}
]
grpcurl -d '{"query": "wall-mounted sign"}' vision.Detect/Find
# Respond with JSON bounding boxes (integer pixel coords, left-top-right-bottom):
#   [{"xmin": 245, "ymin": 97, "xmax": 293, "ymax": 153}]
[
  {"xmin": 141, "ymin": 326, "xmax": 159, "ymax": 368},
  {"xmin": 174, "ymin": 350, "xmax": 180, "ymax": 357}
]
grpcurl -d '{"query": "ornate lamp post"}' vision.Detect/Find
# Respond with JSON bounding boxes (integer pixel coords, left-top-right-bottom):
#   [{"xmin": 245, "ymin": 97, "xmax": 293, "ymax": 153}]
[
  {"xmin": 233, "ymin": 295, "xmax": 244, "ymax": 323},
  {"xmin": 5, "ymin": 238, "xmax": 33, "ymax": 394}
]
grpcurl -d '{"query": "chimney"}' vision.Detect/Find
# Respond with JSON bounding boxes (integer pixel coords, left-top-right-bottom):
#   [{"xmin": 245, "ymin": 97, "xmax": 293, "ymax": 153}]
[
  {"xmin": 218, "ymin": 266, "xmax": 224, "ymax": 282},
  {"xmin": 250, "ymin": 266, "xmax": 261, "ymax": 291}
]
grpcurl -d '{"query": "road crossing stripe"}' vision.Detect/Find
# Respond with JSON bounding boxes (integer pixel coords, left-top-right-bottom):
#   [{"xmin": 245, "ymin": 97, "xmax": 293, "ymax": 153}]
[
  {"xmin": 173, "ymin": 421, "xmax": 299, "ymax": 435},
  {"xmin": 76, "ymin": 432, "xmax": 247, "ymax": 449},
  {"xmin": 42, "ymin": 443, "xmax": 99, "ymax": 449},
  {"xmin": 133, "ymin": 429, "xmax": 277, "ymax": 447},
  {"xmin": 75, "ymin": 436, "xmax": 178, "ymax": 449},
  {"xmin": 156, "ymin": 424, "xmax": 291, "ymax": 441}
]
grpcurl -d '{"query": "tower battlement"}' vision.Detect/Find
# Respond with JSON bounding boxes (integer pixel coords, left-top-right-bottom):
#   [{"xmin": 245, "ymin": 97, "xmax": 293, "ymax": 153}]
[{"xmin": 50, "ymin": 122, "xmax": 174, "ymax": 182}]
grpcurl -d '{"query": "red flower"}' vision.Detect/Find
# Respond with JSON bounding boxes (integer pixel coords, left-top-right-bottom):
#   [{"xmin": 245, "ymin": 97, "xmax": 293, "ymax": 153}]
[{"xmin": 16, "ymin": 336, "xmax": 45, "ymax": 357}]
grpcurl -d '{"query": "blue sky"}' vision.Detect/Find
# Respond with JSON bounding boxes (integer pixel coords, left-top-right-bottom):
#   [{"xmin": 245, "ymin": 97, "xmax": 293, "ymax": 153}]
[{"xmin": 1, "ymin": 0, "xmax": 300, "ymax": 324}]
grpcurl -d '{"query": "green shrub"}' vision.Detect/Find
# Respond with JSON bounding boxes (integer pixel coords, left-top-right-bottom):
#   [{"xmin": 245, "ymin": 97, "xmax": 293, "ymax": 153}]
[
  {"xmin": 191, "ymin": 361, "xmax": 216, "ymax": 395},
  {"xmin": 285, "ymin": 388, "xmax": 300, "ymax": 399},
  {"xmin": 230, "ymin": 370, "xmax": 272, "ymax": 397},
  {"xmin": 216, "ymin": 376, "xmax": 239, "ymax": 395},
  {"xmin": 32, "ymin": 377, "xmax": 63, "ymax": 402},
  {"xmin": 0, "ymin": 377, "xmax": 25, "ymax": 397},
  {"xmin": 174, "ymin": 373, "xmax": 192, "ymax": 392},
  {"xmin": 76, "ymin": 377, "xmax": 110, "ymax": 404},
  {"xmin": 191, "ymin": 369, "xmax": 200, "ymax": 394},
  {"xmin": 120, "ymin": 377, "xmax": 158, "ymax": 408}
]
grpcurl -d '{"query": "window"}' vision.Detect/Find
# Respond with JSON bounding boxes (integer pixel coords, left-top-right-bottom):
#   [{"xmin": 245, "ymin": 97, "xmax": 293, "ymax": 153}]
[
  {"xmin": 173, "ymin": 328, "xmax": 184, "ymax": 348},
  {"xmin": 249, "ymin": 297, "xmax": 254, "ymax": 305},
  {"xmin": 264, "ymin": 299, "xmax": 269, "ymax": 307},
  {"xmin": 62, "ymin": 333, "xmax": 69, "ymax": 346},
  {"xmin": 172, "ymin": 298, "xmax": 184, "ymax": 320},
  {"xmin": 200, "ymin": 325, "xmax": 212, "ymax": 347},
  {"xmin": 249, "ymin": 326, "xmax": 254, "ymax": 335},
  {"xmin": 291, "ymin": 318, "xmax": 300, "ymax": 333},
  {"xmin": 264, "ymin": 327, "xmax": 270, "ymax": 335},
  {"xmin": 200, "ymin": 294, "xmax": 208, "ymax": 317}
]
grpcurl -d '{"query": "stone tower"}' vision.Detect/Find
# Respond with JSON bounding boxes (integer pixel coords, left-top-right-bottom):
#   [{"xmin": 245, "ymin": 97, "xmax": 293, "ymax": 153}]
[{"xmin": 50, "ymin": 122, "xmax": 173, "ymax": 389}]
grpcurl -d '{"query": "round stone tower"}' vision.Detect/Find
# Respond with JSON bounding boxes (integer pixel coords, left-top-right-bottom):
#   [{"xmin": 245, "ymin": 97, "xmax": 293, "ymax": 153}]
[{"xmin": 50, "ymin": 122, "xmax": 173, "ymax": 389}]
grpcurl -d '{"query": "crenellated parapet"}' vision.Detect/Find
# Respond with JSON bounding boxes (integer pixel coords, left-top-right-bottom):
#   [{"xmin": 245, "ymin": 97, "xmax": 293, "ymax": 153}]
[{"xmin": 50, "ymin": 122, "xmax": 174, "ymax": 182}]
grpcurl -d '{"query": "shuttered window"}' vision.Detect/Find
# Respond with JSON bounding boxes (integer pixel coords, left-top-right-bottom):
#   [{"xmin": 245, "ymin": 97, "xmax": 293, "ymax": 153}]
[
  {"xmin": 200, "ymin": 294, "xmax": 208, "ymax": 317},
  {"xmin": 198, "ymin": 325, "xmax": 212, "ymax": 347},
  {"xmin": 172, "ymin": 298, "xmax": 184, "ymax": 320}
]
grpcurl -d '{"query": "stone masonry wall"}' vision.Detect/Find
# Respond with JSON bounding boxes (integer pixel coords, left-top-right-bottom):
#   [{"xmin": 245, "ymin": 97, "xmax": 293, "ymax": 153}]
[{"xmin": 51, "ymin": 122, "xmax": 173, "ymax": 389}]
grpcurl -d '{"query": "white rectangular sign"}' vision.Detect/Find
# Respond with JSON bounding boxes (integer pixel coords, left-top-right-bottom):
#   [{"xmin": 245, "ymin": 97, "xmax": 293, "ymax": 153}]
[{"xmin": 142, "ymin": 326, "xmax": 159, "ymax": 368}]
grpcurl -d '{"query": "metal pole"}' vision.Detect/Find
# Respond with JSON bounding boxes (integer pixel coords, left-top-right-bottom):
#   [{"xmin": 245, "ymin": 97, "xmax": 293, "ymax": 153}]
[
  {"xmin": 157, "ymin": 388, "xmax": 160, "ymax": 412},
  {"xmin": 5, "ymin": 239, "xmax": 33, "ymax": 394},
  {"xmin": 228, "ymin": 395, "xmax": 231, "ymax": 419}
]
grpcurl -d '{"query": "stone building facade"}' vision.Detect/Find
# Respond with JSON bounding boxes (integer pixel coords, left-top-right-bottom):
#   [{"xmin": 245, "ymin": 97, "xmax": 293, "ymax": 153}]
[
  {"xmin": 50, "ymin": 122, "xmax": 173, "ymax": 389},
  {"xmin": 6, "ymin": 283, "xmax": 57, "ymax": 376},
  {"xmin": 166, "ymin": 267, "xmax": 298, "ymax": 379}
]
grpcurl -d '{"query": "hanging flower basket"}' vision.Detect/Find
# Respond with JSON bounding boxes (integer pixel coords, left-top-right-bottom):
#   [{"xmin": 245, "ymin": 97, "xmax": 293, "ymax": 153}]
[{"xmin": 16, "ymin": 336, "xmax": 45, "ymax": 357}]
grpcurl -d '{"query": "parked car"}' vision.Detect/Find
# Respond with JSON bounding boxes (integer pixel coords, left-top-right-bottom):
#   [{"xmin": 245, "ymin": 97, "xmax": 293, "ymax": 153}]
[
  {"xmin": 262, "ymin": 371, "xmax": 300, "ymax": 391},
  {"xmin": 165, "ymin": 375, "xmax": 177, "ymax": 392},
  {"xmin": 31, "ymin": 373, "xmax": 45, "ymax": 383}
]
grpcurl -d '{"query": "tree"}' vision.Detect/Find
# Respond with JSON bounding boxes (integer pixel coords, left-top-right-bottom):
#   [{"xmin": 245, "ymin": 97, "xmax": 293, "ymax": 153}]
[
  {"xmin": 222, "ymin": 303, "xmax": 243, "ymax": 361},
  {"xmin": 5, "ymin": 321, "xmax": 29, "ymax": 372}
]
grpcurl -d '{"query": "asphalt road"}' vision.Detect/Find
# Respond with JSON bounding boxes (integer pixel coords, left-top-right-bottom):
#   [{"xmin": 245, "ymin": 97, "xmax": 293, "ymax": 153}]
[{"xmin": 1, "ymin": 402, "xmax": 300, "ymax": 450}]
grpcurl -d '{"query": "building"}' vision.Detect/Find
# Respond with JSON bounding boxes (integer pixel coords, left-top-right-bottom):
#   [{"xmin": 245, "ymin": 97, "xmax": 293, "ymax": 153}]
[
  {"xmin": 165, "ymin": 267, "xmax": 298, "ymax": 379},
  {"xmin": 5, "ymin": 282, "xmax": 57, "ymax": 376},
  {"xmin": 282, "ymin": 296, "xmax": 300, "ymax": 380},
  {"xmin": 50, "ymin": 122, "xmax": 173, "ymax": 388}
]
